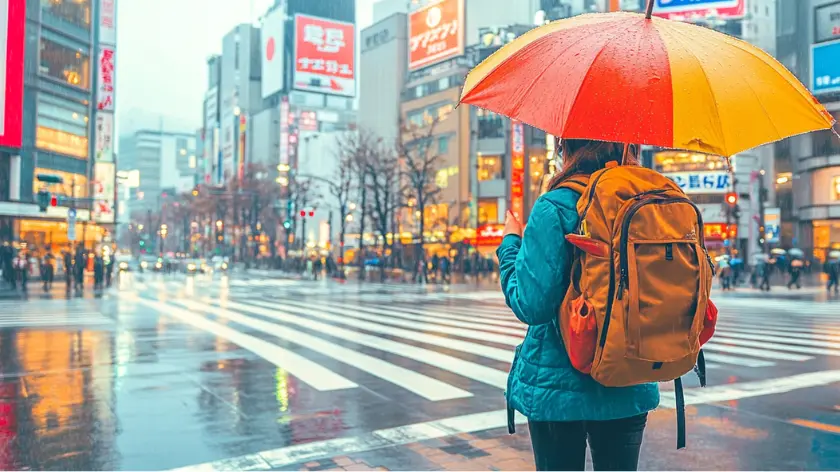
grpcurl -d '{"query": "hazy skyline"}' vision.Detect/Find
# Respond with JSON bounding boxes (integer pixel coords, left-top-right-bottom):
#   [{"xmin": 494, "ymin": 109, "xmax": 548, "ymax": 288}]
[{"xmin": 115, "ymin": 0, "xmax": 377, "ymax": 136}]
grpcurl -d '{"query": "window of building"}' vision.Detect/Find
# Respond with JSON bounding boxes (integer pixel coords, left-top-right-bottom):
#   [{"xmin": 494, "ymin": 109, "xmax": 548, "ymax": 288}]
[
  {"xmin": 478, "ymin": 155, "xmax": 503, "ymax": 181},
  {"xmin": 653, "ymin": 151, "xmax": 728, "ymax": 173},
  {"xmin": 478, "ymin": 199, "xmax": 499, "ymax": 224},
  {"xmin": 41, "ymin": 0, "xmax": 92, "ymax": 30},
  {"xmin": 438, "ymin": 135, "xmax": 450, "ymax": 154},
  {"xmin": 813, "ymin": 112, "xmax": 840, "ymax": 157},
  {"xmin": 32, "ymin": 167, "xmax": 88, "ymax": 198},
  {"xmin": 405, "ymin": 101, "xmax": 454, "ymax": 128},
  {"xmin": 39, "ymin": 37, "xmax": 90, "ymax": 89},
  {"xmin": 36, "ymin": 127, "xmax": 88, "ymax": 158},
  {"xmin": 477, "ymin": 108, "xmax": 504, "ymax": 139},
  {"xmin": 36, "ymin": 94, "xmax": 89, "ymax": 137},
  {"xmin": 832, "ymin": 176, "xmax": 840, "ymax": 201}
]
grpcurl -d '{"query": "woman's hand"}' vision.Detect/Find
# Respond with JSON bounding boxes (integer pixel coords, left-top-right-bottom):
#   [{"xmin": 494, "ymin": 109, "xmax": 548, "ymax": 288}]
[{"xmin": 503, "ymin": 210, "xmax": 523, "ymax": 238}]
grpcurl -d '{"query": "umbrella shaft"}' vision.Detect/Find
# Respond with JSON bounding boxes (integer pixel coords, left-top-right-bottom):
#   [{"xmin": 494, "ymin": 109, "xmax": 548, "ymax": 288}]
[{"xmin": 645, "ymin": 0, "xmax": 654, "ymax": 19}]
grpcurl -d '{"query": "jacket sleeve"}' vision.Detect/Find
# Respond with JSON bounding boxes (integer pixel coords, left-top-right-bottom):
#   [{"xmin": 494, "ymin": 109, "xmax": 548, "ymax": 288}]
[{"xmin": 497, "ymin": 194, "xmax": 578, "ymax": 326}]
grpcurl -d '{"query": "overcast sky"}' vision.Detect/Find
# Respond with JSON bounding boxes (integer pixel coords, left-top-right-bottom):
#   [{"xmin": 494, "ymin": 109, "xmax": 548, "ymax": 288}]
[{"xmin": 115, "ymin": 0, "xmax": 377, "ymax": 136}]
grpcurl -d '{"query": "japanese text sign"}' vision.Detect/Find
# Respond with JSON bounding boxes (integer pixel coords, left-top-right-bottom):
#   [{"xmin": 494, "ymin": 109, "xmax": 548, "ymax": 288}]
[
  {"xmin": 98, "ymin": 0, "xmax": 116, "ymax": 45},
  {"xmin": 665, "ymin": 171, "xmax": 731, "ymax": 194},
  {"xmin": 294, "ymin": 14, "xmax": 355, "ymax": 97},
  {"xmin": 97, "ymin": 46, "xmax": 115, "ymax": 111},
  {"xmin": 653, "ymin": 0, "xmax": 745, "ymax": 20},
  {"xmin": 510, "ymin": 122, "xmax": 525, "ymax": 220},
  {"xmin": 409, "ymin": 0, "xmax": 464, "ymax": 71}
]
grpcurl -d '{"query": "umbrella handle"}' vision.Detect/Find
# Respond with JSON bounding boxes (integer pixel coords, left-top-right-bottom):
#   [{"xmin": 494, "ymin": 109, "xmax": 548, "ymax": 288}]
[{"xmin": 645, "ymin": 0, "xmax": 655, "ymax": 19}]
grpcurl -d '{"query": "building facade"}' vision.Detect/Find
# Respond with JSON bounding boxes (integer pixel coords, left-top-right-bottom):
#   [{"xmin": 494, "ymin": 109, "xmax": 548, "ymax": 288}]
[
  {"xmin": 775, "ymin": 0, "xmax": 840, "ymax": 260},
  {"xmin": 121, "ymin": 130, "xmax": 197, "ymax": 215},
  {"xmin": 0, "ymin": 0, "xmax": 118, "ymax": 253}
]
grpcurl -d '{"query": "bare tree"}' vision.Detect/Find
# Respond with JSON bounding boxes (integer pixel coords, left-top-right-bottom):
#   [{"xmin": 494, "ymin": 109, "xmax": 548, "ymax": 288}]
[
  {"xmin": 397, "ymin": 117, "xmax": 446, "ymax": 280},
  {"xmin": 365, "ymin": 142, "xmax": 400, "ymax": 282},
  {"xmin": 329, "ymin": 143, "xmax": 356, "ymax": 277}
]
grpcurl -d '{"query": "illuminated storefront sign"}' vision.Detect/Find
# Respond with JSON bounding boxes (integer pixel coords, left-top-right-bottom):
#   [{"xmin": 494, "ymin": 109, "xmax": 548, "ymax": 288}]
[
  {"xmin": 664, "ymin": 171, "xmax": 730, "ymax": 194},
  {"xmin": 510, "ymin": 121, "xmax": 525, "ymax": 220}
]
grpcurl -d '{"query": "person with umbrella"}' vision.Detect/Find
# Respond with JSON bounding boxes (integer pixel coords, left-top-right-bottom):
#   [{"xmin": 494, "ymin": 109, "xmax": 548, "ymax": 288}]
[
  {"xmin": 825, "ymin": 251, "xmax": 840, "ymax": 294},
  {"xmin": 461, "ymin": 0, "xmax": 835, "ymax": 468}
]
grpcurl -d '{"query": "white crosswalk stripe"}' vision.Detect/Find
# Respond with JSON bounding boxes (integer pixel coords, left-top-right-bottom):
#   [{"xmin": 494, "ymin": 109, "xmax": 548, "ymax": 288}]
[
  {"xmin": 0, "ymin": 299, "xmax": 113, "ymax": 328},
  {"xmin": 119, "ymin": 280, "xmax": 840, "ymax": 404}
]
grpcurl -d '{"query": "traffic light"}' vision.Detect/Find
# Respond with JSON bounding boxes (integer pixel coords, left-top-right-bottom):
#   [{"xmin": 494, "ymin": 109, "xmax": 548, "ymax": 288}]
[
  {"xmin": 725, "ymin": 192, "xmax": 738, "ymax": 206},
  {"xmin": 283, "ymin": 220, "xmax": 291, "ymax": 229},
  {"xmin": 300, "ymin": 210, "xmax": 306, "ymax": 218},
  {"xmin": 36, "ymin": 190, "xmax": 51, "ymax": 212},
  {"xmin": 732, "ymin": 204, "xmax": 741, "ymax": 220},
  {"xmin": 308, "ymin": 210, "xmax": 314, "ymax": 217}
]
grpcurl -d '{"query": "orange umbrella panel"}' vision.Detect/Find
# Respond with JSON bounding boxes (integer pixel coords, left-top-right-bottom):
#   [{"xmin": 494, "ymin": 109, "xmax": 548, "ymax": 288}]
[{"xmin": 460, "ymin": 12, "xmax": 835, "ymax": 157}]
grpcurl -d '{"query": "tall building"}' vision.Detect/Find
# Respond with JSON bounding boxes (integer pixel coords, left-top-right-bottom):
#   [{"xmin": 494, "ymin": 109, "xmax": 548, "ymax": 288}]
[
  {"xmin": 360, "ymin": 12, "xmax": 408, "ymax": 143},
  {"xmin": 775, "ymin": 0, "xmax": 840, "ymax": 259},
  {"xmin": 120, "ymin": 130, "xmax": 197, "ymax": 215},
  {"xmin": 0, "ymin": 0, "xmax": 118, "ymax": 252}
]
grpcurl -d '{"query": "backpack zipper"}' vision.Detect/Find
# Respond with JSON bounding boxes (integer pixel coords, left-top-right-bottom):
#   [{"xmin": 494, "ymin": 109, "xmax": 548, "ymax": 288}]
[{"xmin": 616, "ymin": 197, "xmax": 714, "ymax": 299}]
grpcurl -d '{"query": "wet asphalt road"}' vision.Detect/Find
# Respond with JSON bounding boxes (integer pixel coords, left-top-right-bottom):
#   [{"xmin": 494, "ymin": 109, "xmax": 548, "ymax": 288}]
[{"xmin": 0, "ymin": 272, "xmax": 838, "ymax": 470}]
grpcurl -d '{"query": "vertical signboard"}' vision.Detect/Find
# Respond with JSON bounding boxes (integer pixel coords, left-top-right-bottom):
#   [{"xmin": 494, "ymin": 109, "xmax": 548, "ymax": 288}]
[
  {"xmin": 238, "ymin": 115, "xmax": 246, "ymax": 182},
  {"xmin": 815, "ymin": 1, "xmax": 840, "ymax": 43},
  {"xmin": 510, "ymin": 122, "xmax": 525, "ymax": 220},
  {"xmin": 95, "ymin": 113, "xmax": 114, "ymax": 161},
  {"xmin": 408, "ymin": 0, "xmax": 464, "ymax": 71},
  {"xmin": 96, "ymin": 46, "xmax": 116, "ymax": 111},
  {"xmin": 98, "ymin": 0, "xmax": 116, "ymax": 44},
  {"xmin": 279, "ymin": 96, "xmax": 290, "ymax": 166},
  {"xmin": 221, "ymin": 116, "xmax": 235, "ymax": 182},
  {"xmin": 764, "ymin": 207, "xmax": 780, "ymax": 244},
  {"xmin": 293, "ymin": 14, "xmax": 356, "ymax": 97},
  {"xmin": 0, "ymin": 0, "xmax": 25, "ymax": 148},
  {"xmin": 212, "ymin": 127, "xmax": 221, "ymax": 184},
  {"xmin": 93, "ymin": 162, "xmax": 116, "ymax": 223},
  {"xmin": 261, "ymin": 7, "xmax": 286, "ymax": 98}
]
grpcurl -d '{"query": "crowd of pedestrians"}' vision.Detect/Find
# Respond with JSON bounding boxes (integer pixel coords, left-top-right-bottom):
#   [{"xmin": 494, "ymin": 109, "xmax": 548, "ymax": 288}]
[{"xmin": 1, "ymin": 243, "xmax": 115, "ymax": 294}]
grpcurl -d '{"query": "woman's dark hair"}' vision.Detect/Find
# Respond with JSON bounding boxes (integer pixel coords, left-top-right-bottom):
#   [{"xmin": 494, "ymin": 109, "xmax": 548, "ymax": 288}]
[{"xmin": 548, "ymin": 139, "xmax": 639, "ymax": 191}]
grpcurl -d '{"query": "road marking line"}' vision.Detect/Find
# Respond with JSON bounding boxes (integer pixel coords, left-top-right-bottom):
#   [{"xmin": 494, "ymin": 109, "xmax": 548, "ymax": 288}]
[
  {"xmin": 364, "ymin": 304, "xmax": 525, "ymax": 328},
  {"xmin": 659, "ymin": 370, "xmax": 840, "ymax": 408},
  {"xmin": 788, "ymin": 419, "xmax": 840, "ymax": 435},
  {"xmin": 700, "ymin": 352, "xmax": 775, "ymax": 367},
  {"xmin": 131, "ymin": 296, "xmax": 357, "ymax": 391},
  {"xmin": 284, "ymin": 300, "xmax": 522, "ymax": 346},
  {"xmin": 240, "ymin": 300, "xmax": 514, "ymax": 362},
  {"xmin": 702, "ymin": 342, "xmax": 812, "ymax": 361},
  {"xmin": 713, "ymin": 331, "xmax": 840, "ymax": 351},
  {"xmin": 172, "ymin": 370, "xmax": 840, "ymax": 471},
  {"xmin": 214, "ymin": 299, "xmax": 508, "ymax": 388},
  {"xmin": 330, "ymin": 303, "xmax": 526, "ymax": 334},
  {"xmin": 711, "ymin": 335, "xmax": 840, "ymax": 357},
  {"xmin": 176, "ymin": 299, "xmax": 472, "ymax": 401},
  {"xmin": 715, "ymin": 323, "xmax": 840, "ymax": 340}
]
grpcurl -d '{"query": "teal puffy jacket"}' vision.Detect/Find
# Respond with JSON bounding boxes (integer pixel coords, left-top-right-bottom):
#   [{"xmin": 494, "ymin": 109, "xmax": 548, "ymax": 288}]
[{"xmin": 497, "ymin": 187, "xmax": 659, "ymax": 424}]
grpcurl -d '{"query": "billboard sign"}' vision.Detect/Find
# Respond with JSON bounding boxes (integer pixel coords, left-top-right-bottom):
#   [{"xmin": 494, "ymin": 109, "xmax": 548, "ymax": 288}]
[
  {"xmin": 764, "ymin": 207, "xmax": 780, "ymax": 244},
  {"xmin": 811, "ymin": 39, "xmax": 840, "ymax": 95},
  {"xmin": 93, "ymin": 162, "xmax": 116, "ymax": 224},
  {"xmin": 510, "ymin": 121, "xmax": 525, "ymax": 220},
  {"xmin": 409, "ymin": 0, "xmax": 464, "ymax": 71},
  {"xmin": 664, "ymin": 171, "xmax": 730, "ymax": 194},
  {"xmin": 221, "ymin": 117, "xmax": 235, "ymax": 182},
  {"xmin": 293, "ymin": 14, "xmax": 355, "ymax": 97},
  {"xmin": 653, "ymin": 0, "xmax": 745, "ymax": 20},
  {"xmin": 475, "ymin": 224, "xmax": 505, "ymax": 247},
  {"xmin": 97, "ymin": 46, "xmax": 116, "ymax": 111},
  {"xmin": 279, "ymin": 96, "xmax": 289, "ymax": 166},
  {"xmin": 95, "ymin": 113, "xmax": 114, "ymax": 161},
  {"xmin": 0, "ymin": 0, "xmax": 25, "ymax": 149},
  {"xmin": 98, "ymin": 0, "xmax": 116, "ymax": 45},
  {"xmin": 815, "ymin": 1, "xmax": 840, "ymax": 44},
  {"xmin": 204, "ymin": 87, "xmax": 218, "ymax": 127},
  {"xmin": 261, "ymin": 7, "xmax": 286, "ymax": 98}
]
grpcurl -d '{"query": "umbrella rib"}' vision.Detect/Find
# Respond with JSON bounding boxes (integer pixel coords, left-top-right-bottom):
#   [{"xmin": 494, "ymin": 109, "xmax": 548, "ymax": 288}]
[
  {"xmin": 660, "ymin": 28, "xmax": 729, "ymax": 155},
  {"xmin": 510, "ymin": 20, "xmax": 631, "ymax": 127}
]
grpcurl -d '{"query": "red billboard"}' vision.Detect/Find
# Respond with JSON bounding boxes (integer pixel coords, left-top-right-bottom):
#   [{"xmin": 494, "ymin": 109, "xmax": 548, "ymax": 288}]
[
  {"xmin": 0, "ymin": 0, "xmax": 25, "ymax": 148},
  {"xmin": 294, "ymin": 14, "xmax": 356, "ymax": 98},
  {"xmin": 409, "ymin": 0, "xmax": 464, "ymax": 71}
]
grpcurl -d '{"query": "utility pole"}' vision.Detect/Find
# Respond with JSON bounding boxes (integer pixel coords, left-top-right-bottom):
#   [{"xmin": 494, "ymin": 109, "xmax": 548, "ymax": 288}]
[{"xmin": 757, "ymin": 169, "xmax": 768, "ymax": 254}]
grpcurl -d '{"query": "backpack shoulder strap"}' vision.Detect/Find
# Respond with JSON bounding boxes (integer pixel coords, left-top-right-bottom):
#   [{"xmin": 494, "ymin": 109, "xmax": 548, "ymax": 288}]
[{"xmin": 556, "ymin": 174, "xmax": 591, "ymax": 195}]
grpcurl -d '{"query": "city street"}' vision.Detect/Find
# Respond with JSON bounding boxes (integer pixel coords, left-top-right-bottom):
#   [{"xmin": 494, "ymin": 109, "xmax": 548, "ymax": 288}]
[{"xmin": 0, "ymin": 273, "xmax": 837, "ymax": 470}]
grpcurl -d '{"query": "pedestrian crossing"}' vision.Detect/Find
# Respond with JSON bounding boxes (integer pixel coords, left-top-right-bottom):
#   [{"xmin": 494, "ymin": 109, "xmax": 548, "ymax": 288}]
[
  {"xmin": 0, "ymin": 299, "xmax": 113, "ymax": 328},
  {"xmin": 119, "ymin": 283, "xmax": 840, "ymax": 406}
]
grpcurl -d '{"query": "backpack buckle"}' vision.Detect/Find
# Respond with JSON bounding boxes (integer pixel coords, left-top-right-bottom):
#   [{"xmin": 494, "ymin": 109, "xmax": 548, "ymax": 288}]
[{"xmin": 580, "ymin": 220, "xmax": 590, "ymax": 237}]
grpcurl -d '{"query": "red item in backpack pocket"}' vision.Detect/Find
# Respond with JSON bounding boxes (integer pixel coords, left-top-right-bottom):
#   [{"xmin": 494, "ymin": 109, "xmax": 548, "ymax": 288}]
[
  {"xmin": 699, "ymin": 299, "xmax": 718, "ymax": 346},
  {"xmin": 569, "ymin": 296, "xmax": 598, "ymax": 373}
]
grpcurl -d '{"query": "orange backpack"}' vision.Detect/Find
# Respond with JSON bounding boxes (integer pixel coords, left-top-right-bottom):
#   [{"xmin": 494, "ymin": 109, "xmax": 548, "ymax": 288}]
[{"xmin": 557, "ymin": 163, "xmax": 715, "ymax": 449}]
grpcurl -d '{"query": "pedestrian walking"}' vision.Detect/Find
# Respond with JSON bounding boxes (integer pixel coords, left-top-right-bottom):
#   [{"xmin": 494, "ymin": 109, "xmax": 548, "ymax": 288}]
[
  {"xmin": 93, "ymin": 253, "xmax": 104, "ymax": 290},
  {"xmin": 826, "ymin": 258, "xmax": 840, "ymax": 294},
  {"xmin": 41, "ymin": 253, "xmax": 54, "ymax": 292},
  {"xmin": 788, "ymin": 258, "xmax": 803, "ymax": 289}
]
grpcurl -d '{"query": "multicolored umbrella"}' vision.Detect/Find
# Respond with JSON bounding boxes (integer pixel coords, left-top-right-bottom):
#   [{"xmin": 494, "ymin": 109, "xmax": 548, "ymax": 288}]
[{"xmin": 459, "ymin": 4, "xmax": 836, "ymax": 157}]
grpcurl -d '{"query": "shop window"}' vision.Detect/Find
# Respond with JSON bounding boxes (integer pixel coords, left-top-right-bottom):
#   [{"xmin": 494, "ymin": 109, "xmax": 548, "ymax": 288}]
[
  {"xmin": 653, "ymin": 151, "xmax": 727, "ymax": 173},
  {"xmin": 478, "ymin": 155, "xmax": 502, "ymax": 181},
  {"xmin": 36, "ymin": 126, "xmax": 88, "ymax": 158},
  {"xmin": 405, "ymin": 102, "xmax": 454, "ymax": 128},
  {"xmin": 832, "ymin": 176, "xmax": 840, "ymax": 201},
  {"xmin": 478, "ymin": 199, "xmax": 499, "ymax": 224},
  {"xmin": 36, "ymin": 94, "xmax": 88, "ymax": 137},
  {"xmin": 39, "ymin": 37, "xmax": 90, "ymax": 89},
  {"xmin": 32, "ymin": 167, "xmax": 88, "ymax": 198},
  {"xmin": 435, "ymin": 166, "xmax": 458, "ymax": 188},
  {"xmin": 477, "ymin": 109, "xmax": 503, "ymax": 139},
  {"xmin": 41, "ymin": 0, "xmax": 92, "ymax": 30},
  {"xmin": 438, "ymin": 135, "xmax": 450, "ymax": 154}
]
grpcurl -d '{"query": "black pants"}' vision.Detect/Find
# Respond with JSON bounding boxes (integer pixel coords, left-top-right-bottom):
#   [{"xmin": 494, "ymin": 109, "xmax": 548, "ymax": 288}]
[{"xmin": 529, "ymin": 413, "xmax": 647, "ymax": 471}]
